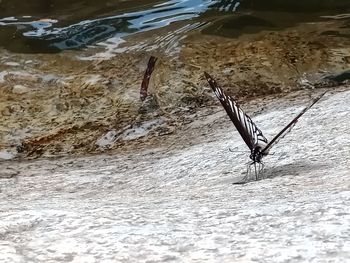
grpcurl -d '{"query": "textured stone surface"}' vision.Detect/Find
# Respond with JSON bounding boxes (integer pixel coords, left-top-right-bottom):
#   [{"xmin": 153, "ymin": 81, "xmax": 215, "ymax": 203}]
[
  {"xmin": 12, "ymin": 85, "xmax": 29, "ymax": 94},
  {"xmin": 0, "ymin": 89, "xmax": 350, "ymax": 262},
  {"xmin": 2, "ymin": 17, "xmax": 350, "ymax": 158}
]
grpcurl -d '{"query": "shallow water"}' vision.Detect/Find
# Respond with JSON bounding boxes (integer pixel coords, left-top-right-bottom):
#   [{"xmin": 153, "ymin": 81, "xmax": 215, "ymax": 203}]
[
  {"xmin": 1, "ymin": 0, "xmax": 350, "ymax": 158},
  {"xmin": 1, "ymin": 0, "xmax": 350, "ymax": 53}
]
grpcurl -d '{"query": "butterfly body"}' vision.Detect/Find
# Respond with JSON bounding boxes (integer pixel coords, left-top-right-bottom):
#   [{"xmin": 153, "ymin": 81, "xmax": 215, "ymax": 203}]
[{"xmin": 250, "ymin": 143, "xmax": 268, "ymax": 163}]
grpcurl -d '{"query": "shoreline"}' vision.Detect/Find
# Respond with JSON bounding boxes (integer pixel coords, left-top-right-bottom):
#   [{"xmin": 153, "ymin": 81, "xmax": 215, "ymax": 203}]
[
  {"xmin": 1, "ymin": 18, "xmax": 350, "ymax": 159},
  {"xmin": 1, "ymin": 84, "xmax": 347, "ymax": 166}
]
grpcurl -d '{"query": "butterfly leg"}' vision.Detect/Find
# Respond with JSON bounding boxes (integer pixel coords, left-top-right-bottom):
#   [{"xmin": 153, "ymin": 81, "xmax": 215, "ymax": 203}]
[
  {"xmin": 240, "ymin": 164, "xmax": 251, "ymax": 183},
  {"xmin": 247, "ymin": 162, "xmax": 254, "ymax": 181},
  {"xmin": 232, "ymin": 163, "xmax": 251, "ymax": 184},
  {"xmin": 254, "ymin": 162, "xmax": 258, "ymax": 181},
  {"xmin": 259, "ymin": 162, "xmax": 266, "ymax": 179},
  {"xmin": 260, "ymin": 162, "xmax": 265, "ymax": 173}
]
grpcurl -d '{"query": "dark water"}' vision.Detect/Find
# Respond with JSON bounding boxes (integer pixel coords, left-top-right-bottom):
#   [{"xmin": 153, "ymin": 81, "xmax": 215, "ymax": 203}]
[{"xmin": 1, "ymin": 0, "xmax": 350, "ymax": 53}]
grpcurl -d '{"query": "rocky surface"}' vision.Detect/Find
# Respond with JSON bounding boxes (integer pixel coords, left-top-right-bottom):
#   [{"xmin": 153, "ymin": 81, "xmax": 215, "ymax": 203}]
[
  {"xmin": 1, "ymin": 87, "xmax": 349, "ymax": 262},
  {"xmin": 1, "ymin": 12, "xmax": 350, "ymax": 262},
  {"xmin": 1, "ymin": 17, "xmax": 350, "ymax": 158}
]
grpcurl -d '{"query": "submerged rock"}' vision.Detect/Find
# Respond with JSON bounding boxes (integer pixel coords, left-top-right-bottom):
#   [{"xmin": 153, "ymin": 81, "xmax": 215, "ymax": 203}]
[
  {"xmin": 96, "ymin": 130, "xmax": 117, "ymax": 149},
  {"xmin": 12, "ymin": 85, "xmax": 29, "ymax": 94}
]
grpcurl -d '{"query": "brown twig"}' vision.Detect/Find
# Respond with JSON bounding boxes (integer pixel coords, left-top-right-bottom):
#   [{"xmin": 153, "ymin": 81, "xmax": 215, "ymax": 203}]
[{"xmin": 140, "ymin": 56, "xmax": 158, "ymax": 101}]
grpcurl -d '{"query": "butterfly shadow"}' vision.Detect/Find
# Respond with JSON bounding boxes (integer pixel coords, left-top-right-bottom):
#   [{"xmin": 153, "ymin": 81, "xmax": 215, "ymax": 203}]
[
  {"xmin": 261, "ymin": 161, "xmax": 329, "ymax": 180},
  {"xmin": 230, "ymin": 161, "xmax": 328, "ymax": 184}
]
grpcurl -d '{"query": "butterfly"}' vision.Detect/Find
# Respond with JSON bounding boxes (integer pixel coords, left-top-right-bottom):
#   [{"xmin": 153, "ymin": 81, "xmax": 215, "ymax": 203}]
[{"xmin": 204, "ymin": 72, "xmax": 326, "ymax": 183}]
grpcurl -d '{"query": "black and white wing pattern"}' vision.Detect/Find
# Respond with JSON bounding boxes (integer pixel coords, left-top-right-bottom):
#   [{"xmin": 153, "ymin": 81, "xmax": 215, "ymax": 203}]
[
  {"xmin": 261, "ymin": 91, "xmax": 327, "ymax": 154},
  {"xmin": 204, "ymin": 72, "xmax": 268, "ymax": 151}
]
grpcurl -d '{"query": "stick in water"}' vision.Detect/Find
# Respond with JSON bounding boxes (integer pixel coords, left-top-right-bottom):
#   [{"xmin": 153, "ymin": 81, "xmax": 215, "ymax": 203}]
[{"xmin": 140, "ymin": 56, "xmax": 158, "ymax": 101}]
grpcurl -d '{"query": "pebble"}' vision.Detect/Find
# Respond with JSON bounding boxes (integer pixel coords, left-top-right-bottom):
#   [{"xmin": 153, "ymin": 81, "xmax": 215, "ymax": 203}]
[
  {"xmin": 96, "ymin": 130, "xmax": 117, "ymax": 148},
  {"xmin": 0, "ymin": 150, "xmax": 15, "ymax": 160},
  {"xmin": 4, "ymin": 62, "xmax": 20, "ymax": 67},
  {"xmin": 12, "ymin": 85, "xmax": 29, "ymax": 94}
]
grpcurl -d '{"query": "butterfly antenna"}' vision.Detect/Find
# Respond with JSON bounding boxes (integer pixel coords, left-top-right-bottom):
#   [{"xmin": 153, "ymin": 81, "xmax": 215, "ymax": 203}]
[{"xmin": 228, "ymin": 148, "xmax": 247, "ymax": 153}]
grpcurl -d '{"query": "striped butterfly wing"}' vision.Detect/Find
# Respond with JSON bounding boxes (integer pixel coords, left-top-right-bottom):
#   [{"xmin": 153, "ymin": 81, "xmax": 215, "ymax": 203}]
[
  {"xmin": 204, "ymin": 72, "xmax": 268, "ymax": 151},
  {"xmin": 261, "ymin": 91, "xmax": 327, "ymax": 154}
]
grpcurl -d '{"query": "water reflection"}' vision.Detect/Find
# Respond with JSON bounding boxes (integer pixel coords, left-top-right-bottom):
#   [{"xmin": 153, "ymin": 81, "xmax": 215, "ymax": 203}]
[
  {"xmin": 0, "ymin": 0, "xmax": 213, "ymax": 53},
  {"xmin": 1, "ymin": 0, "xmax": 350, "ymax": 53}
]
